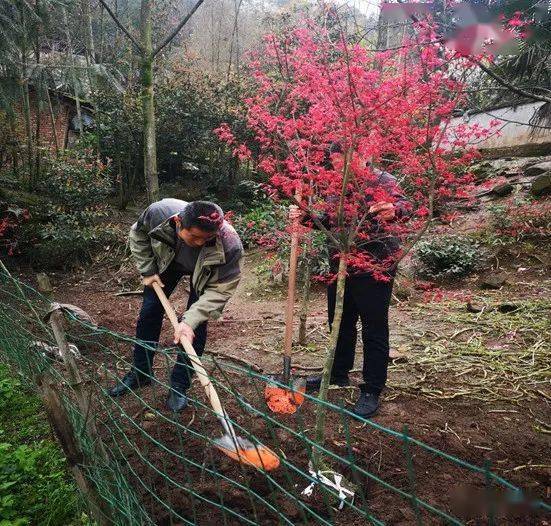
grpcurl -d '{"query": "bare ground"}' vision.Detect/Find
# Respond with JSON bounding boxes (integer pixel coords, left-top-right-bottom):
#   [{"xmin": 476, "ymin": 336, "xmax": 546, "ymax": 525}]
[{"xmin": 13, "ymin": 239, "xmax": 549, "ymax": 525}]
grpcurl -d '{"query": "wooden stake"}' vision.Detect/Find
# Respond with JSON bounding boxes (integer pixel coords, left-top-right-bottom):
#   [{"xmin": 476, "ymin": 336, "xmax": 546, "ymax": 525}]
[
  {"xmin": 48, "ymin": 308, "xmax": 108, "ymax": 460},
  {"xmin": 37, "ymin": 373, "xmax": 112, "ymax": 526}
]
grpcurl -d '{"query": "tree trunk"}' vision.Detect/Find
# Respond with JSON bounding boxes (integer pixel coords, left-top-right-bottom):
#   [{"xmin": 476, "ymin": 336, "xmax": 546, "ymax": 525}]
[
  {"xmin": 33, "ymin": 76, "xmax": 42, "ymax": 186},
  {"xmin": 33, "ymin": 1, "xmax": 42, "ymax": 186},
  {"xmin": 63, "ymin": 8, "xmax": 83, "ymax": 134},
  {"xmin": 82, "ymin": 0, "xmax": 96, "ymax": 61},
  {"xmin": 45, "ymin": 87, "xmax": 59, "ymax": 155},
  {"xmin": 141, "ymin": 0, "xmax": 159, "ymax": 203},
  {"xmin": 20, "ymin": 80, "xmax": 34, "ymax": 190},
  {"xmin": 312, "ymin": 254, "xmax": 347, "ymax": 468}
]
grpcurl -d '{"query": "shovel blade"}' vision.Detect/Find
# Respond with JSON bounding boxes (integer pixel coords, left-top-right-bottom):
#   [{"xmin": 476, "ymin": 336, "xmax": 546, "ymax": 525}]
[
  {"xmin": 214, "ymin": 435, "xmax": 280, "ymax": 471},
  {"xmin": 265, "ymin": 376, "xmax": 306, "ymax": 414}
]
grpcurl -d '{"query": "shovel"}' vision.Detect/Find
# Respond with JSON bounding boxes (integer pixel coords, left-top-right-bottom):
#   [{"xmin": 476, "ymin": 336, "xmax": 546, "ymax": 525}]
[
  {"xmin": 264, "ymin": 201, "xmax": 306, "ymax": 414},
  {"xmin": 152, "ymin": 282, "xmax": 280, "ymax": 471}
]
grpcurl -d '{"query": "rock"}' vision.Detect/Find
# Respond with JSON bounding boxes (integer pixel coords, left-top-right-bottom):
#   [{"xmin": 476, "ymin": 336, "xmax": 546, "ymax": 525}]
[
  {"xmin": 531, "ymin": 173, "xmax": 551, "ymax": 196},
  {"xmin": 467, "ymin": 301, "xmax": 483, "ymax": 313},
  {"xmin": 490, "ymin": 183, "xmax": 513, "ymax": 197},
  {"xmin": 478, "ymin": 273, "xmax": 507, "ymax": 290},
  {"xmin": 36, "ymin": 273, "xmax": 53, "ymax": 293},
  {"xmin": 471, "ymin": 162, "xmax": 495, "ymax": 182},
  {"xmin": 389, "ymin": 348, "xmax": 407, "ymax": 362},
  {"xmin": 497, "ymin": 303, "xmax": 520, "ymax": 314},
  {"xmin": 525, "ymin": 161, "xmax": 551, "ymax": 177}
]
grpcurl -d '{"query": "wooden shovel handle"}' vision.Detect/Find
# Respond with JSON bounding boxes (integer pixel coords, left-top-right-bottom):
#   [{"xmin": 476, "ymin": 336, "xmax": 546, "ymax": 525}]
[{"xmin": 152, "ymin": 283, "xmax": 225, "ymax": 420}]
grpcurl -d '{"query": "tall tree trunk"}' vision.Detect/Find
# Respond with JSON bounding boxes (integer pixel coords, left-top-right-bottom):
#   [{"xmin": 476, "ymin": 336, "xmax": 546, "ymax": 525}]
[
  {"xmin": 33, "ymin": 76, "xmax": 42, "ymax": 186},
  {"xmin": 312, "ymin": 149, "xmax": 352, "ymax": 468},
  {"xmin": 45, "ymin": 87, "xmax": 59, "ymax": 155},
  {"xmin": 82, "ymin": 0, "xmax": 96, "ymax": 61},
  {"xmin": 33, "ymin": 0, "xmax": 41, "ymax": 186},
  {"xmin": 312, "ymin": 254, "xmax": 347, "ymax": 468},
  {"xmin": 63, "ymin": 8, "xmax": 83, "ymax": 134},
  {"xmin": 141, "ymin": 0, "xmax": 159, "ymax": 203},
  {"xmin": 8, "ymin": 117, "xmax": 20, "ymax": 178},
  {"xmin": 20, "ymin": 81, "xmax": 33, "ymax": 190}
]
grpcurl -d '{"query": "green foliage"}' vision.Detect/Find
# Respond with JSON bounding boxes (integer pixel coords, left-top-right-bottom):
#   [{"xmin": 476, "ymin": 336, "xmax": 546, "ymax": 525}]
[
  {"xmin": 98, "ymin": 69, "xmax": 248, "ymax": 200},
  {"xmin": 487, "ymin": 199, "xmax": 551, "ymax": 244},
  {"xmin": 414, "ymin": 235, "xmax": 479, "ymax": 279},
  {"xmin": 231, "ymin": 200, "xmax": 285, "ymax": 248},
  {"xmin": 0, "ymin": 365, "xmax": 81, "ymax": 525},
  {"xmin": 97, "ymin": 87, "xmax": 143, "ymax": 203},
  {"xmin": 25, "ymin": 139, "xmax": 119, "ymax": 268},
  {"xmin": 232, "ymin": 199, "xmax": 330, "ymax": 282}
]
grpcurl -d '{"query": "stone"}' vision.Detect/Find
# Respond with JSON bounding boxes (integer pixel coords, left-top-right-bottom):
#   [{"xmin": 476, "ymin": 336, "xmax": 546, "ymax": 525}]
[
  {"xmin": 466, "ymin": 302, "xmax": 483, "ymax": 313},
  {"xmin": 478, "ymin": 273, "xmax": 507, "ymax": 290},
  {"xmin": 525, "ymin": 161, "xmax": 551, "ymax": 177},
  {"xmin": 36, "ymin": 272, "xmax": 53, "ymax": 293},
  {"xmin": 531, "ymin": 173, "xmax": 551, "ymax": 196},
  {"xmin": 497, "ymin": 303, "xmax": 520, "ymax": 314},
  {"xmin": 389, "ymin": 348, "xmax": 407, "ymax": 361},
  {"xmin": 471, "ymin": 162, "xmax": 495, "ymax": 182},
  {"xmin": 490, "ymin": 183, "xmax": 513, "ymax": 197}
]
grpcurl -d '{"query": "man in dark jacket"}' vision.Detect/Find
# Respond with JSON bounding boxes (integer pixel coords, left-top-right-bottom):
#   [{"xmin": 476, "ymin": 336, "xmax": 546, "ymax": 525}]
[
  {"xmin": 305, "ymin": 155, "xmax": 409, "ymax": 419},
  {"xmin": 108, "ymin": 199, "xmax": 243, "ymax": 412}
]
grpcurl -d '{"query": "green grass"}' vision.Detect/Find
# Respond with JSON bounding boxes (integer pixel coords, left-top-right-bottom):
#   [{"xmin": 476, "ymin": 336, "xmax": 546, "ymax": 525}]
[{"xmin": 0, "ymin": 364, "xmax": 86, "ymax": 526}]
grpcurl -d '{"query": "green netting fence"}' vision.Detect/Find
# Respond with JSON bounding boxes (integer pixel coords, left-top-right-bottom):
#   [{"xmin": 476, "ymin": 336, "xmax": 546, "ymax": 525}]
[{"xmin": 0, "ymin": 266, "xmax": 549, "ymax": 525}]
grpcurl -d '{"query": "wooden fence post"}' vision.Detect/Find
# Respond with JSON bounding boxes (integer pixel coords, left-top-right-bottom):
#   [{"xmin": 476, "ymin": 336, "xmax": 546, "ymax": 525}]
[
  {"xmin": 47, "ymin": 306, "xmax": 108, "ymax": 459},
  {"xmin": 36, "ymin": 373, "xmax": 112, "ymax": 526}
]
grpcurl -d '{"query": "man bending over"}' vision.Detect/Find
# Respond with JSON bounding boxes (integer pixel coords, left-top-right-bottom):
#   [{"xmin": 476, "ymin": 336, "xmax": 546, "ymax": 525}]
[{"xmin": 109, "ymin": 199, "xmax": 243, "ymax": 412}]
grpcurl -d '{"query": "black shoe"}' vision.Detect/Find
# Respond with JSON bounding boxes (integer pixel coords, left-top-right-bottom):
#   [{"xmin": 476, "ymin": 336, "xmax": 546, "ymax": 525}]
[
  {"xmin": 166, "ymin": 384, "xmax": 189, "ymax": 412},
  {"xmin": 353, "ymin": 391, "xmax": 380, "ymax": 418},
  {"xmin": 306, "ymin": 374, "xmax": 350, "ymax": 393},
  {"xmin": 108, "ymin": 371, "xmax": 151, "ymax": 397}
]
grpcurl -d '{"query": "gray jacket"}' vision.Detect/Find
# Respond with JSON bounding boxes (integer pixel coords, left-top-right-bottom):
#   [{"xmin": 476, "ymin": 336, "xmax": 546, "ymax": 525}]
[{"xmin": 128, "ymin": 199, "xmax": 243, "ymax": 329}]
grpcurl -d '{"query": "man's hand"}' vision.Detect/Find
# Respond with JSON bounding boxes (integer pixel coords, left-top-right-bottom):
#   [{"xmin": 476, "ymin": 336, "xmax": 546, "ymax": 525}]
[
  {"xmin": 369, "ymin": 202, "xmax": 396, "ymax": 222},
  {"xmin": 289, "ymin": 204, "xmax": 303, "ymax": 222},
  {"xmin": 174, "ymin": 321, "xmax": 195, "ymax": 344},
  {"xmin": 142, "ymin": 274, "xmax": 164, "ymax": 288}
]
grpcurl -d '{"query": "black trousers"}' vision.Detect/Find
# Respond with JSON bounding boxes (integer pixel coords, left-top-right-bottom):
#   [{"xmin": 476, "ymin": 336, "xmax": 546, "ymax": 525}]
[
  {"xmin": 132, "ymin": 263, "xmax": 207, "ymax": 390},
  {"xmin": 327, "ymin": 274, "xmax": 394, "ymax": 395}
]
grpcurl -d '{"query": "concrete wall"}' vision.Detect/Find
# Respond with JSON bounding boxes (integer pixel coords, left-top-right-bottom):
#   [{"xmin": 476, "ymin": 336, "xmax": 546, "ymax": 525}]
[{"xmin": 450, "ymin": 102, "xmax": 551, "ymax": 158}]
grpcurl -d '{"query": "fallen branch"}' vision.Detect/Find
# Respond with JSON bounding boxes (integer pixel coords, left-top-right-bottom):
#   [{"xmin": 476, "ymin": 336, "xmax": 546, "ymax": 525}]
[{"xmin": 207, "ymin": 350, "xmax": 263, "ymax": 372}]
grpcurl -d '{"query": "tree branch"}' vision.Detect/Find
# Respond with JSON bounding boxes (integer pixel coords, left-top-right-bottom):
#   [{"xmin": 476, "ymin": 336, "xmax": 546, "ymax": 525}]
[
  {"xmin": 96, "ymin": 0, "xmax": 143, "ymax": 54},
  {"xmin": 470, "ymin": 58, "xmax": 551, "ymax": 105},
  {"xmin": 393, "ymin": 0, "xmax": 551, "ymax": 105},
  {"xmin": 152, "ymin": 0, "xmax": 205, "ymax": 58}
]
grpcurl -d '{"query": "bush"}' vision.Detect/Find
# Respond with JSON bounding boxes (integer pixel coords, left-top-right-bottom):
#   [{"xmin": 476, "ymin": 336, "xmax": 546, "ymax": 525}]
[
  {"xmin": 28, "ymin": 141, "xmax": 118, "ymax": 268},
  {"xmin": 231, "ymin": 200, "xmax": 330, "ymax": 282},
  {"xmin": 230, "ymin": 201, "xmax": 286, "ymax": 249},
  {"xmin": 0, "ymin": 202, "xmax": 30, "ymax": 257},
  {"xmin": 414, "ymin": 235, "xmax": 478, "ymax": 280},
  {"xmin": 488, "ymin": 200, "xmax": 551, "ymax": 243}
]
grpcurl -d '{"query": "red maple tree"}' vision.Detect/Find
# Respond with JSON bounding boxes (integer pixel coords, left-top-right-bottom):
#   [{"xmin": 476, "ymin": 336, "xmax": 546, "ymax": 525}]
[{"xmin": 216, "ymin": 16, "xmax": 495, "ymax": 460}]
